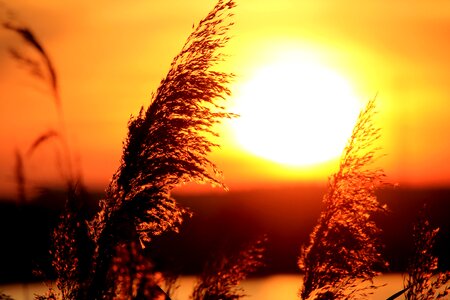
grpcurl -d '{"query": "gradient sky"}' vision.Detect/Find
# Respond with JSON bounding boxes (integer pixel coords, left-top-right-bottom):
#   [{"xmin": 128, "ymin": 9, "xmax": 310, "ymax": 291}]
[{"xmin": 1, "ymin": 0, "xmax": 450, "ymax": 197}]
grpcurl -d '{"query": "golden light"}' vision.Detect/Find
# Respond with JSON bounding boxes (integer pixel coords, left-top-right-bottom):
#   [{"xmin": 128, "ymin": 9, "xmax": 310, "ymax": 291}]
[{"xmin": 232, "ymin": 51, "xmax": 361, "ymax": 167}]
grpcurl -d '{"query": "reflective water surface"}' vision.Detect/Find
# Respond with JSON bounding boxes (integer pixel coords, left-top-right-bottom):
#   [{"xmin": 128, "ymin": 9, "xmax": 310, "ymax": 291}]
[{"xmin": 0, "ymin": 274, "xmax": 404, "ymax": 300}]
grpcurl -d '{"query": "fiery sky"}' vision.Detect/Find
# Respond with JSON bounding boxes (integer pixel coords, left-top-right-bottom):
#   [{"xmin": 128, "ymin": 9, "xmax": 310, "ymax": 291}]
[{"xmin": 1, "ymin": 0, "xmax": 450, "ymax": 197}]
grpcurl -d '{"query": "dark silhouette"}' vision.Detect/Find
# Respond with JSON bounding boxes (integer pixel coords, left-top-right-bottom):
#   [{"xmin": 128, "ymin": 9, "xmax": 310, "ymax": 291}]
[
  {"xmin": 3, "ymin": 0, "xmax": 238, "ymax": 299},
  {"xmin": 84, "ymin": 1, "xmax": 236, "ymax": 298},
  {"xmin": 3, "ymin": 21, "xmax": 60, "ymax": 109},
  {"xmin": 299, "ymin": 99, "xmax": 388, "ymax": 299},
  {"xmin": 192, "ymin": 237, "xmax": 266, "ymax": 300},
  {"xmin": 403, "ymin": 207, "xmax": 450, "ymax": 299}
]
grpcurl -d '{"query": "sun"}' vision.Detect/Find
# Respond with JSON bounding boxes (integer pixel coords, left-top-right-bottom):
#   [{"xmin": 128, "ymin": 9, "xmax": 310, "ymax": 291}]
[{"xmin": 232, "ymin": 52, "xmax": 361, "ymax": 167}]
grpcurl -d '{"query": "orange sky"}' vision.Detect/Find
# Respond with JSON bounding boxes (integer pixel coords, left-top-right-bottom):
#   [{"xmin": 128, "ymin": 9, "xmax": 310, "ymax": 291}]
[{"xmin": 1, "ymin": 0, "xmax": 450, "ymax": 197}]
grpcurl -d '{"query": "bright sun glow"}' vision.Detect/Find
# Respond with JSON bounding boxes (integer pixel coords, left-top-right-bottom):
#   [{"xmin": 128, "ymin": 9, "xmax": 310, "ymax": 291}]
[{"xmin": 232, "ymin": 52, "xmax": 361, "ymax": 167}]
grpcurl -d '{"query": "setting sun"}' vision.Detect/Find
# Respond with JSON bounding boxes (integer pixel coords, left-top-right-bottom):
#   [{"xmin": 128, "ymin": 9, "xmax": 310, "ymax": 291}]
[{"xmin": 232, "ymin": 52, "xmax": 362, "ymax": 167}]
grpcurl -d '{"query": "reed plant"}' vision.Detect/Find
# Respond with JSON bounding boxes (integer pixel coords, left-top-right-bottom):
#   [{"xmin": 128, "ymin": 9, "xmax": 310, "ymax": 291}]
[
  {"xmin": 3, "ymin": 7, "xmax": 78, "ymax": 217},
  {"xmin": 298, "ymin": 99, "xmax": 388, "ymax": 299},
  {"xmin": 84, "ymin": 0, "xmax": 236, "ymax": 298},
  {"xmin": 191, "ymin": 238, "xmax": 266, "ymax": 300},
  {"xmin": 3, "ymin": 7, "xmax": 85, "ymax": 300},
  {"xmin": 6, "ymin": 1, "xmax": 450, "ymax": 299},
  {"xmin": 402, "ymin": 208, "xmax": 450, "ymax": 299},
  {"xmin": 3, "ymin": 0, "xmax": 237, "ymax": 299}
]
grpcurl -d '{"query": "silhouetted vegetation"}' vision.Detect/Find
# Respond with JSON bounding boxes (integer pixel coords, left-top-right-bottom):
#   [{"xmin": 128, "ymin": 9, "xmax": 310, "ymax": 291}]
[
  {"xmin": 192, "ymin": 238, "xmax": 266, "ymax": 300},
  {"xmin": 3, "ymin": 0, "xmax": 240, "ymax": 299},
  {"xmin": 83, "ymin": 1, "xmax": 236, "ymax": 298},
  {"xmin": 403, "ymin": 208, "xmax": 450, "ymax": 299},
  {"xmin": 299, "ymin": 99, "xmax": 388, "ymax": 299},
  {"xmin": 3, "ymin": 4, "xmax": 88, "ymax": 299},
  {"xmin": 3, "ymin": 4, "xmax": 77, "ymax": 198},
  {"xmin": 2, "ymin": 1, "xmax": 449, "ymax": 300}
]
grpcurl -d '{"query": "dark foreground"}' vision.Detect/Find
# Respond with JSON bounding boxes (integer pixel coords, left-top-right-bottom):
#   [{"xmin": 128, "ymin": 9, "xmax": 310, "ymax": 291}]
[{"xmin": 0, "ymin": 185, "xmax": 449, "ymax": 283}]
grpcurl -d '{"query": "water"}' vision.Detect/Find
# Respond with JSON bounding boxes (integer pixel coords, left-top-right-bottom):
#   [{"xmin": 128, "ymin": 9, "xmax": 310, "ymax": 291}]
[{"xmin": 0, "ymin": 274, "xmax": 405, "ymax": 299}]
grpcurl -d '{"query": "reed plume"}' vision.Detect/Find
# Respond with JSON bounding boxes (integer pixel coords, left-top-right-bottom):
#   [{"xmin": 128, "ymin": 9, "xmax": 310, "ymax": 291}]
[
  {"xmin": 3, "ymin": 11, "xmax": 75, "ymax": 188},
  {"xmin": 4, "ymin": 0, "xmax": 236, "ymax": 298},
  {"xmin": 3, "ymin": 8, "xmax": 86, "ymax": 299},
  {"xmin": 83, "ymin": 0, "xmax": 236, "ymax": 298},
  {"xmin": 3, "ymin": 20, "xmax": 60, "ymax": 109},
  {"xmin": 299, "ymin": 99, "xmax": 388, "ymax": 299},
  {"xmin": 192, "ymin": 238, "xmax": 266, "ymax": 300},
  {"xmin": 403, "ymin": 207, "xmax": 450, "ymax": 300}
]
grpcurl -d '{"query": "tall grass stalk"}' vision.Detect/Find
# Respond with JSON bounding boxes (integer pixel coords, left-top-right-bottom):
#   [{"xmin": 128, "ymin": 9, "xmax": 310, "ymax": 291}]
[
  {"xmin": 3, "ymin": 8, "xmax": 84, "ymax": 300},
  {"xmin": 192, "ymin": 238, "xmax": 266, "ymax": 300},
  {"xmin": 298, "ymin": 99, "xmax": 388, "ymax": 299},
  {"xmin": 403, "ymin": 208, "xmax": 450, "ymax": 299},
  {"xmin": 3, "ymin": 0, "xmax": 236, "ymax": 298},
  {"xmin": 82, "ymin": 0, "xmax": 236, "ymax": 298},
  {"xmin": 3, "ymin": 12, "xmax": 76, "ymax": 190}
]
